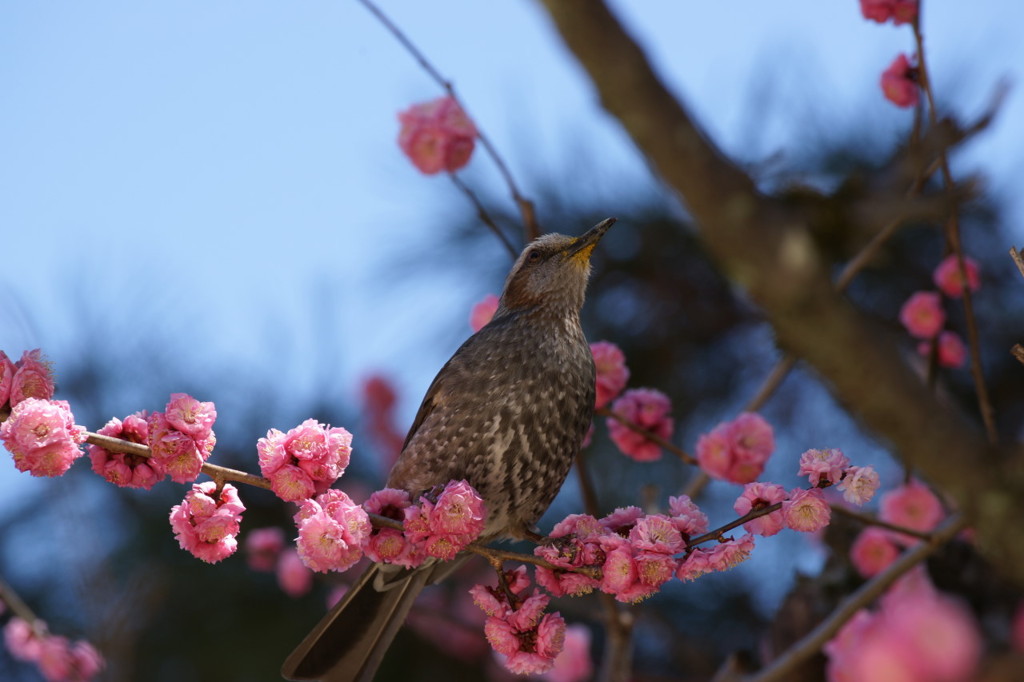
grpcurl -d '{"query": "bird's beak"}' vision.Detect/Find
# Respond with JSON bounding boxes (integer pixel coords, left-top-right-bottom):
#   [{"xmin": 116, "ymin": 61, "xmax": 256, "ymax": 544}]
[{"xmin": 566, "ymin": 218, "xmax": 616, "ymax": 263}]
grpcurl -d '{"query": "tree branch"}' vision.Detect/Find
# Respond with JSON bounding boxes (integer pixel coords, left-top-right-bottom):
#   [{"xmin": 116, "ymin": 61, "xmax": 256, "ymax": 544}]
[{"xmin": 534, "ymin": 0, "xmax": 1024, "ymax": 581}]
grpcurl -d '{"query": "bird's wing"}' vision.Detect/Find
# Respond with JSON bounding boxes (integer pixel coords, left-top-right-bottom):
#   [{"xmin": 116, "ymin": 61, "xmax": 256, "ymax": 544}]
[{"xmin": 399, "ymin": 310, "xmax": 520, "ymax": 452}]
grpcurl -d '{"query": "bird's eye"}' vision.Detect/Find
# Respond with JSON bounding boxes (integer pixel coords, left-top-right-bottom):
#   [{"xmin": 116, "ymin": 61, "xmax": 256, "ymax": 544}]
[{"xmin": 526, "ymin": 249, "xmax": 543, "ymax": 264}]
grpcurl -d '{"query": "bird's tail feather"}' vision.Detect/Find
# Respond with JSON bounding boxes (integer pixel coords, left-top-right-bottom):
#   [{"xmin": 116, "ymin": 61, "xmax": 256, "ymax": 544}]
[{"xmin": 281, "ymin": 564, "xmax": 430, "ymax": 682}]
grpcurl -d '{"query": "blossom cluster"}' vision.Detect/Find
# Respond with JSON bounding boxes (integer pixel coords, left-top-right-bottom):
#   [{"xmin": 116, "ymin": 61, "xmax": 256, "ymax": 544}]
[
  {"xmin": 403, "ymin": 480, "xmax": 488, "ymax": 561},
  {"xmin": 899, "ymin": 254, "xmax": 980, "ymax": 368},
  {"xmin": 257, "ymin": 419, "xmax": 353, "ymax": 502},
  {"xmin": 471, "ymin": 566, "xmax": 567, "ymax": 675},
  {"xmin": 590, "ymin": 341, "xmax": 630, "ymax": 409},
  {"xmin": 606, "ymin": 388, "xmax": 673, "ymax": 461},
  {"xmin": 859, "ymin": 0, "xmax": 922, "ymax": 107},
  {"xmin": 169, "ymin": 481, "xmax": 246, "ymax": 563},
  {"xmin": 0, "ymin": 349, "xmax": 55, "ymax": 409},
  {"xmin": 825, "ymin": 567, "xmax": 980, "ymax": 682},
  {"xmin": 294, "ymin": 489, "xmax": 371, "ymax": 573},
  {"xmin": 3, "ymin": 617, "xmax": 104, "ymax": 682},
  {"xmin": 88, "ymin": 412, "xmax": 163, "ymax": 489},
  {"xmin": 0, "ymin": 398, "xmax": 87, "ymax": 477},
  {"xmin": 696, "ymin": 412, "xmax": 774, "ymax": 483},
  {"xmin": 397, "ymin": 95, "xmax": 477, "ymax": 175},
  {"xmin": 850, "ymin": 478, "xmax": 945, "ymax": 577},
  {"xmin": 148, "ymin": 393, "xmax": 217, "ymax": 484}
]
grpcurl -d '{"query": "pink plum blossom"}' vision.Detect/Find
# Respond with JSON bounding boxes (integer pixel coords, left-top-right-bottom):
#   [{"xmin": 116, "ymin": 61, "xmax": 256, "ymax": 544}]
[
  {"xmin": 607, "ymin": 388, "xmax": 673, "ymax": 461},
  {"xmin": 850, "ymin": 527, "xmax": 900, "ymax": 578},
  {"xmin": 600, "ymin": 506, "xmax": 644, "ymax": 536},
  {"xmin": 470, "ymin": 294, "xmax": 499, "ymax": 332},
  {"xmin": 837, "ymin": 465, "xmax": 881, "ymax": 506},
  {"xmin": 542, "ymin": 624, "xmax": 593, "ymax": 682},
  {"xmin": 9, "ymin": 349, "xmax": 55, "ymax": 407},
  {"xmin": 881, "ymin": 53, "xmax": 919, "ymax": 108},
  {"xmin": 534, "ymin": 514, "xmax": 605, "ymax": 597},
  {"xmin": 899, "ymin": 290, "xmax": 944, "ymax": 339},
  {"xmin": 782, "ymin": 488, "xmax": 831, "ymax": 533},
  {"xmin": 859, "ymin": 0, "xmax": 918, "ymax": 25},
  {"xmin": 403, "ymin": 480, "xmax": 486, "ymax": 561},
  {"xmin": 733, "ymin": 482, "xmax": 787, "ymax": 536},
  {"xmin": 147, "ymin": 395, "xmax": 217, "ymax": 484},
  {"xmin": 169, "ymin": 481, "xmax": 245, "ymax": 563},
  {"xmin": 397, "ymin": 96, "xmax": 477, "ymax": 175},
  {"xmin": 880, "ymin": 479, "xmax": 944, "ymax": 540},
  {"xmin": 919, "ymin": 330, "xmax": 967, "ymax": 368},
  {"xmin": 88, "ymin": 412, "xmax": 164, "ymax": 489},
  {"xmin": 590, "ymin": 341, "xmax": 630, "ymax": 409},
  {"xmin": 474, "ymin": 572, "xmax": 566, "ymax": 675},
  {"xmin": 798, "ymin": 448, "xmax": 851, "ymax": 487},
  {"xmin": 826, "ymin": 570, "xmax": 981, "ymax": 682},
  {"xmin": 258, "ymin": 419, "xmax": 352, "ymax": 502},
  {"xmin": 245, "ymin": 527, "xmax": 286, "ymax": 572},
  {"xmin": 362, "ymin": 487, "xmax": 423, "ymax": 567},
  {"xmin": 668, "ymin": 494, "xmax": 709, "ymax": 537},
  {"xmin": 4, "ymin": 617, "xmax": 42, "ymax": 661},
  {"xmin": 294, "ymin": 489, "xmax": 370, "ymax": 573},
  {"xmin": 629, "ymin": 514, "xmax": 684, "ymax": 554},
  {"xmin": 933, "ymin": 254, "xmax": 981, "ymax": 298},
  {"xmin": 696, "ymin": 412, "xmax": 775, "ymax": 484},
  {"xmin": 277, "ymin": 548, "xmax": 314, "ymax": 597},
  {"xmin": 0, "ymin": 350, "xmax": 16, "ymax": 406},
  {"xmin": 676, "ymin": 534, "xmax": 756, "ymax": 582},
  {"xmin": 1, "ymin": 398, "xmax": 87, "ymax": 477}
]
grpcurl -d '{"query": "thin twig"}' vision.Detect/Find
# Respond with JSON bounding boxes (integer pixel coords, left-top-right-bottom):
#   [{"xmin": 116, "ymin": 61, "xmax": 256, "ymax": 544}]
[
  {"xmin": 829, "ymin": 504, "xmax": 933, "ymax": 541},
  {"xmin": 596, "ymin": 407, "xmax": 696, "ymax": 465},
  {"xmin": 913, "ymin": 22, "xmax": 998, "ymax": 444},
  {"xmin": 742, "ymin": 514, "xmax": 966, "ymax": 682},
  {"xmin": 85, "ymin": 432, "xmax": 272, "ymax": 491},
  {"xmin": 687, "ymin": 502, "xmax": 783, "ymax": 547},
  {"xmin": 1010, "ymin": 246, "xmax": 1024, "ymax": 280},
  {"xmin": 448, "ymin": 173, "xmax": 518, "ymax": 258},
  {"xmin": 0, "ymin": 576, "xmax": 44, "ymax": 634},
  {"xmin": 356, "ymin": 0, "xmax": 540, "ymax": 241}
]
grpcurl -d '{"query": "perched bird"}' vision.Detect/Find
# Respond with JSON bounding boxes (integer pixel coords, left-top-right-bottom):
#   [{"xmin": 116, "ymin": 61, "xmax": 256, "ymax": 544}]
[{"xmin": 282, "ymin": 218, "xmax": 615, "ymax": 682}]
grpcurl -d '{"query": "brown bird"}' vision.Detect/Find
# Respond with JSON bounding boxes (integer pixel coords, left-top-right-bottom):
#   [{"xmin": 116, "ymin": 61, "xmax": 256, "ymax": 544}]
[{"xmin": 282, "ymin": 218, "xmax": 615, "ymax": 682}]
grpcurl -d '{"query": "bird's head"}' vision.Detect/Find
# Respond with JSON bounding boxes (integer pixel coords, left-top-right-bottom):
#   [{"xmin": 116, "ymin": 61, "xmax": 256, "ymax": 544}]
[{"xmin": 496, "ymin": 218, "xmax": 615, "ymax": 317}]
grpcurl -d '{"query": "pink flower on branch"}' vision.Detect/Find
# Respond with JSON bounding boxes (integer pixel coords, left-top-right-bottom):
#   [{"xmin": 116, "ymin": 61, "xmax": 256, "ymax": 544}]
[
  {"xmin": 362, "ymin": 487, "xmax": 423, "ymax": 567},
  {"xmin": 899, "ymin": 290, "xmax": 944, "ymax": 339},
  {"xmin": 837, "ymin": 465, "xmax": 880, "ymax": 506},
  {"xmin": 474, "ymin": 572, "xmax": 566, "ymax": 676},
  {"xmin": 148, "ymin": 394, "xmax": 217, "ymax": 484},
  {"xmin": 797, "ymin": 448, "xmax": 851, "ymax": 487},
  {"xmin": 879, "ymin": 478, "xmax": 944, "ymax": 541},
  {"xmin": 676, "ymin": 534, "xmax": 756, "ymax": 582},
  {"xmin": 398, "ymin": 95, "xmax": 477, "ymax": 175},
  {"xmin": 733, "ymin": 482, "xmax": 787, "ymax": 536},
  {"xmin": 881, "ymin": 53, "xmax": 920, "ymax": 108},
  {"xmin": 607, "ymin": 388, "xmax": 673, "ymax": 461},
  {"xmin": 590, "ymin": 341, "xmax": 630, "ymax": 409},
  {"xmin": 89, "ymin": 412, "xmax": 164, "ymax": 489},
  {"xmin": 782, "ymin": 488, "xmax": 831, "ymax": 533},
  {"xmin": 0, "ymin": 351, "xmax": 16, "ymax": 406},
  {"xmin": 850, "ymin": 527, "xmax": 900, "ymax": 578},
  {"xmin": 933, "ymin": 254, "xmax": 981, "ymax": 298},
  {"xmin": 469, "ymin": 293, "xmax": 499, "ymax": 332},
  {"xmin": 9, "ymin": 349, "xmax": 56, "ymax": 407},
  {"xmin": 257, "ymin": 418, "xmax": 352, "ymax": 502},
  {"xmin": 1, "ymin": 398, "xmax": 87, "ymax": 477},
  {"xmin": 294, "ymin": 489, "xmax": 370, "ymax": 573},
  {"xmin": 917, "ymin": 330, "xmax": 967, "ymax": 368},
  {"xmin": 169, "ymin": 481, "xmax": 245, "ymax": 564},
  {"xmin": 695, "ymin": 412, "xmax": 775, "ymax": 484},
  {"xmin": 403, "ymin": 480, "xmax": 486, "ymax": 561},
  {"xmin": 668, "ymin": 494, "xmax": 709, "ymax": 537},
  {"xmin": 859, "ymin": 0, "xmax": 918, "ymax": 25}
]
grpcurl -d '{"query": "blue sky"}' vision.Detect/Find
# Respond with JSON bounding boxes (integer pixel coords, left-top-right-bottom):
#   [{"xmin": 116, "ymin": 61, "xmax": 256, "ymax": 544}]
[{"xmin": 2, "ymin": 1, "xmax": 1023, "ymax": 511}]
